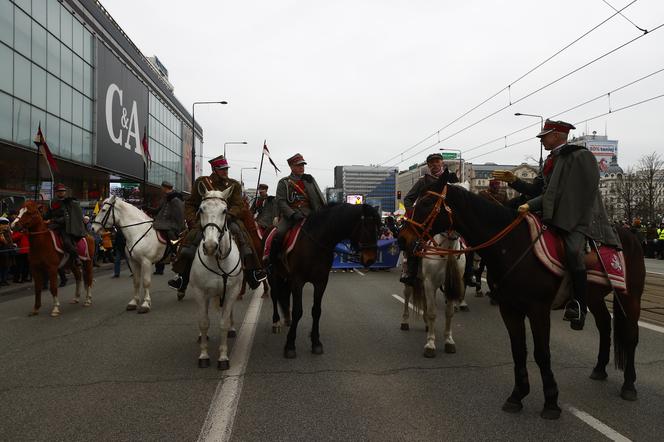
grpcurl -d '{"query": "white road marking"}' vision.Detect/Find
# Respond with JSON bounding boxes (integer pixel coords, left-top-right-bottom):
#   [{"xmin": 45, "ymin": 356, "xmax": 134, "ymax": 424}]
[
  {"xmin": 647, "ymin": 271, "xmax": 664, "ymax": 276},
  {"xmin": 565, "ymin": 405, "xmax": 631, "ymax": 442},
  {"xmin": 392, "ymin": 294, "xmax": 415, "ymax": 311},
  {"xmin": 637, "ymin": 320, "xmax": 664, "ymax": 334},
  {"xmin": 354, "ymin": 269, "xmax": 366, "ymax": 276},
  {"xmin": 197, "ymin": 289, "xmax": 264, "ymax": 442}
]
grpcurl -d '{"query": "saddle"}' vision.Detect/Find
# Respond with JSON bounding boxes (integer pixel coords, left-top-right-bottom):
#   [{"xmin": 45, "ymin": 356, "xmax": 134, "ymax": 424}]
[
  {"xmin": 262, "ymin": 220, "xmax": 305, "ymax": 261},
  {"xmin": 51, "ymin": 231, "xmax": 90, "ymax": 267},
  {"xmin": 156, "ymin": 230, "xmax": 181, "ymax": 264},
  {"xmin": 525, "ymin": 214, "xmax": 627, "ymax": 293}
]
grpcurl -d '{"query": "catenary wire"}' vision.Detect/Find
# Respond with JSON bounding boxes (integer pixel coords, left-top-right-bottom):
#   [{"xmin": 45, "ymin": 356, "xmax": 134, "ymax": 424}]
[{"xmin": 601, "ymin": 0, "xmax": 648, "ymax": 33}]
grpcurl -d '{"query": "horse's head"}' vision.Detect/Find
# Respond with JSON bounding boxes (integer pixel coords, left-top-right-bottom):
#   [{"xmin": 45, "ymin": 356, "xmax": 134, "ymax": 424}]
[
  {"xmin": 12, "ymin": 201, "xmax": 44, "ymax": 232},
  {"xmin": 398, "ymin": 169, "xmax": 454, "ymax": 253},
  {"xmin": 199, "ymin": 187, "xmax": 233, "ymax": 256},
  {"xmin": 91, "ymin": 195, "xmax": 117, "ymax": 234},
  {"xmin": 350, "ymin": 204, "xmax": 380, "ymax": 268}
]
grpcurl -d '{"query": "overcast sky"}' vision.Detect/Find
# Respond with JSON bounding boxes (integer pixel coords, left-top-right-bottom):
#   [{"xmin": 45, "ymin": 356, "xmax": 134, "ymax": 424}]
[{"xmin": 102, "ymin": 0, "xmax": 664, "ymax": 190}]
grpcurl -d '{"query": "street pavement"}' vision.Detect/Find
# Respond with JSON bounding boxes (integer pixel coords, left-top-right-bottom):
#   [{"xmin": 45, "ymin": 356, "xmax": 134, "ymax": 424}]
[
  {"xmin": 645, "ymin": 257, "xmax": 664, "ymax": 275},
  {"xmin": 1, "ymin": 267, "xmax": 664, "ymax": 441}
]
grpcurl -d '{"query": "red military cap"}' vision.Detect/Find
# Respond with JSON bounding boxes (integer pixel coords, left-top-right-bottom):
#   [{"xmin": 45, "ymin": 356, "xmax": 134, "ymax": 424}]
[
  {"xmin": 209, "ymin": 155, "xmax": 229, "ymax": 170},
  {"xmin": 54, "ymin": 183, "xmax": 67, "ymax": 191},
  {"xmin": 287, "ymin": 153, "xmax": 307, "ymax": 166},
  {"xmin": 489, "ymin": 179, "xmax": 501, "ymax": 189},
  {"xmin": 257, "ymin": 183, "xmax": 269, "ymax": 190},
  {"xmin": 536, "ymin": 119, "xmax": 576, "ymax": 138}
]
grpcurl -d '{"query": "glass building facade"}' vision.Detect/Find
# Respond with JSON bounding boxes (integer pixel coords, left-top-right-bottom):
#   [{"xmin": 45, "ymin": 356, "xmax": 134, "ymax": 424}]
[
  {"xmin": 148, "ymin": 92, "xmax": 184, "ymax": 189},
  {"xmin": 334, "ymin": 165, "xmax": 398, "ymax": 213}
]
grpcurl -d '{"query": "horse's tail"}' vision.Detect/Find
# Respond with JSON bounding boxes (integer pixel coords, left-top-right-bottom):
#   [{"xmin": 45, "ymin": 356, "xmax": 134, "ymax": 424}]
[
  {"xmin": 409, "ymin": 279, "xmax": 426, "ymax": 315},
  {"xmin": 444, "ymin": 255, "xmax": 464, "ymax": 302}
]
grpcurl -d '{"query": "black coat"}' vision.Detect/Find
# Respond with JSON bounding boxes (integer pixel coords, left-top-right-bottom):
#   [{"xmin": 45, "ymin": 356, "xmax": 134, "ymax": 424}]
[
  {"xmin": 44, "ymin": 197, "xmax": 85, "ymax": 238},
  {"xmin": 153, "ymin": 191, "xmax": 185, "ymax": 234}
]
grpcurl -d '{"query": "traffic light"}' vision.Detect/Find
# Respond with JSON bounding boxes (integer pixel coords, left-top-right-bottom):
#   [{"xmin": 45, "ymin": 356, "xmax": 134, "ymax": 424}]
[{"xmin": 397, "ymin": 191, "xmax": 402, "ymax": 200}]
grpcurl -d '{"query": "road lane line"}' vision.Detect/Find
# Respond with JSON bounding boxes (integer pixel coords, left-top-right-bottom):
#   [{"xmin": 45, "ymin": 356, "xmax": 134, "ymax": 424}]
[
  {"xmin": 197, "ymin": 289, "xmax": 264, "ymax": 442},
  {"xmin": 565, "ymin": 405, "xmax": 631, "ymax": 441},
  {"xmin": 646, "ymin": 271, "xmax": 664, "ymax": 276},
  {"xmin": 354, "ymin": 269, "xmax": 366, "ymax": 276},
  {"xmin": 637, "ymin": 319, "xmax": 664, "ymax": 334},
  {"xmin": 392, "ymin": 294, "xmax": 416, "ymax": 311}
]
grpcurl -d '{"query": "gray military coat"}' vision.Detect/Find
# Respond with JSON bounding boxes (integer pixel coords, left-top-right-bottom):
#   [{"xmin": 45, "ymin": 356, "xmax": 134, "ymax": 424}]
[
  {"xmin": 527, "ymin": 145, "xmax": 618, "ymax": 246},
  {"xmin": 275, "ymin": 174, "xmax": 326, "ymax": 219}
]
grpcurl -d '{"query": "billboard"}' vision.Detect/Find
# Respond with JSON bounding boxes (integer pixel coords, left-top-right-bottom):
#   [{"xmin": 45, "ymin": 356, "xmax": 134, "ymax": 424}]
[
  {"xmin": 96, "ymin": 43, "xmax": 149, "ymax": 180},
  {"xmin": 346, "ymin": 194, "xmax": 364, "ymax": 204},
  {"xmin": 585, "ymin": 140, "xmax": 618, "ymax": 173}
]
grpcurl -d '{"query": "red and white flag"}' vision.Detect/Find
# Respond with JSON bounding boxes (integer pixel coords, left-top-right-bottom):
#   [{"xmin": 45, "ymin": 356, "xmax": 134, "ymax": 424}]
[
  {"xmin": 141, "ymin": 126, "xmax": 151, "ymax": 169},
  {"xmin": 263, "ymin": 141, "xmax": 280, "ymax": 174},
  {"xmin": 33, "ymin": 123, "xmax": 59, "ymax": 173}
]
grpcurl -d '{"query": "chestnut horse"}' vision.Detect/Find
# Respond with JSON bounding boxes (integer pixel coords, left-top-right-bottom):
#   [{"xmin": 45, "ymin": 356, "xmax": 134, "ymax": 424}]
[
  {"xmin": 399, "ymin": 170, "xmax": 644, "ymax": 419},
  {"xmin": 12, "ymin": 201, "xmax": 95, "ymax": 316}
]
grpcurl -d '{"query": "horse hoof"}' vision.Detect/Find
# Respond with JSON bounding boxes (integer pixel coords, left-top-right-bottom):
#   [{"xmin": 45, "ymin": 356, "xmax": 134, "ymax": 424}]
[
  {"xmin": 540, "ymin": 406, "xmax": 562, "ymax": 420},
  {"xmin": 501, "ymin": 399, "xmax": 523, "ymax": 413},
  {"xmin": 137, "ymin": 306, "xmax": 150, "ymax": 314},
  {"xmin": 28, "ymin": 311, "xmax": 39, "ymax": 317},
  {"xmin": 69, "ymin": 298, "xmax": 80, "ymax": 304},
  {"xmin": 400, "ymin": 323, "xmax": 410, "ymax": 331},
  {"xmin": 177, "ymin": 291, "xmax": 185, "ymax": 301},
  {"xmin": 83, "ymin": 301, "xmax": 92, "ymax": 307},
  {"xmin": 423, "ymin": 347, "xmax": 436, "ymax": 358},
  {"xmin": 284, "ymin": 349, "xmax": 297, "ymax": 359},
  {"xmin": 217, "ymin": 360, "xmax": 230, "ymax": 371},
  {"xmin": 621, "ymin": 387, "xmax": 637, "ymax": 401},
  {"xmin": 475, "ymin": 291, "xmax": 484, "ymax": 297},
  {"xmin": 459, "ymin": 305, "xmax": 470, "ymax": 312},
  {"xmin": 312, "ymin": 345, "xmax": 324, "ymax": 355},
  {"xmin": 227, "ymin": 330, "xmax": 237, "ymax": 338},
  {"xmin": 126, "ymin": 304, "xmax": 137, "ymax": 311},
  {"xmin": 589, "ymin": 369, "xmax": 608, "ymax": 381},
  {"xmin": 198, "ymin": 358, "xmax": 210, "ymax": 368},
  {"xmin": 272, "ymin": 325, "xmax": 281, "ymax": 334},
  {"xmin": 50, "ymin": 311, "xmax": 60, "ymax": 317},
  {"xmin": 444, "ymin": 343, "xmax": 457, "ymax": 354}
]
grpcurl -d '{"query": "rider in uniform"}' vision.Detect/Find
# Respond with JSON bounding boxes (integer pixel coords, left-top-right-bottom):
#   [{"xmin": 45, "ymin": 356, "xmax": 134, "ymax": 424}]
[
  {"xmin": 492, "ymin": 119, "xmax": 619, "ymax": 330},
  {"xmin": 270, "ymin": 153, "xmax": 326, "ymax": 265},
  {"xmin": 168, "ymin": 155, "xmax": 267, "ymax": 293},
  {"xmin": 400, "ymin": 153, "xmax": 459, "ymax": 285},
  {"xmin": 251, "ymin": 183, "xmax": 277, "ymax": 233},
  {"xmin": 44, "ymin": 183, "xmax": 86, "ymax": 266}
]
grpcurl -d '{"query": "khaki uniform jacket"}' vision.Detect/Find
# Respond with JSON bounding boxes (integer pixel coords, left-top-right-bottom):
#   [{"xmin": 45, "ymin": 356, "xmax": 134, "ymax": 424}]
[
  {"xmin": 185, "ymin": 174, "xmax": 244, "ymax": 226},
  {"xmin": 275, "ymin": 174, "xmax": 326, "ymax": 219}
]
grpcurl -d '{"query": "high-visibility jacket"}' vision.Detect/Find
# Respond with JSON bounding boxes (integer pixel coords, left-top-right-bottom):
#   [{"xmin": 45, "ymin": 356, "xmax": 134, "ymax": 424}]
[{"xmin": 658, "ymin": 228, "xmax": 664, "ymax": 240}]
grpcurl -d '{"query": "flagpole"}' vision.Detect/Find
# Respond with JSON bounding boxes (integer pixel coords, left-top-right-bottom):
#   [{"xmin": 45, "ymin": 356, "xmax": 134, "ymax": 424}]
[
  {"xmin": 34, "ymin": 123, "xmax": 41, "ymax": 201},
  {"xmin": 254, "ymin": 140, "xmax": 266, "ymax": 201}
]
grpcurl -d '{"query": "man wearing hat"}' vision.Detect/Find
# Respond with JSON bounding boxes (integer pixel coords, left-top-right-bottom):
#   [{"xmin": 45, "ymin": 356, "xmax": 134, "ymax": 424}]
[
  {"xmin": 44, "ymin": 183, "xmax": 86, "ymax": 266},
  {"xmin": 150, "ymin": 181, "xmax": 185, "ymax": 274},
  {"xmin": 271, "ymin": 153, "xmax": 326, "ymax": 264},
  {"xmin": 251, "ymin": 183, "xmax": 277, "ymax": 233},
  {"xmin": 400, "ymin": 153, "xmax": 459, "ymax": 285},
  {"xmin": 492, "ymin": 119, "xmax": 619, "ymax": 330},
  {"xmin": 168, "ymin": 155, "xmax": 266, "ymax": 294}
]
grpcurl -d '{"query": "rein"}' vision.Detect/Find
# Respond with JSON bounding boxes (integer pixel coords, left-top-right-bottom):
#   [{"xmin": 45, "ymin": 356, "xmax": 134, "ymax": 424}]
[
  {"xmin": 92, "ymin": 199, "xmax": 156, "ymax": 258},
  {"xmin": 405, "ymin": 187, "xmax": 527, "ymax": 257}
]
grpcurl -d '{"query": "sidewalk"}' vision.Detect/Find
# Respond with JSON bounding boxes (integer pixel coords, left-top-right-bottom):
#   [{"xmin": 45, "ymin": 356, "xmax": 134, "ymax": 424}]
[{"xmin": 642, "ymin": 258, "xmax": 664, "ymax": 327}]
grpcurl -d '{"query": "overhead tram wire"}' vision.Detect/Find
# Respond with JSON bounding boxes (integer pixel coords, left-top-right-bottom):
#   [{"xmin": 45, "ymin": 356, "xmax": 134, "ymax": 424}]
[
  {"xmin": 378, "ymin": 0, "xmax": 639, "ymax": 166},
  {"xmin": 465, "ymin": 92, "xmax": 664, "ymax": 161},
  {"xmin": 601, "ymin": 0, "xmax": 648, "ymax": 33},
  {"xmin": 462, "ymin": 66, "xmax": 664, "ymax": 155},
  {"xmin": 387, "ymin": 20, "xmax": 664, "ymax": 167}
]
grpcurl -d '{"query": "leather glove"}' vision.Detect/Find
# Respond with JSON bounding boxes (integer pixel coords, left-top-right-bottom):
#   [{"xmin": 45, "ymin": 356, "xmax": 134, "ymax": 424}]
[
  {"xmin": 291, "ymin": 212, "xmax": 305, "ymax": 222},
  {"xmin": 492, "ymin": 170, "xmax": 516, "ymax": 183},
  {"xmin": 518, "ymin": 203, "xmax": 530, "ymax": 214}
]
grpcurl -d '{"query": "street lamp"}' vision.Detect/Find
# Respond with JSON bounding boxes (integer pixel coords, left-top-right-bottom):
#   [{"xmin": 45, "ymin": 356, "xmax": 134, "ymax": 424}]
[
  {"xmin": 240, "ymin": 167, "xmax": 257, "ymax": 188},
  {"xmin": 224, "ymin": 141, "xmax": 247, "ymax": 158},
  {"xmin": 192, "ymin": 100, "xmax": 227, "ymax": 190},
  {"xmin": 514, "ymin": 112, "xmax": 544, "ymax": 171}
]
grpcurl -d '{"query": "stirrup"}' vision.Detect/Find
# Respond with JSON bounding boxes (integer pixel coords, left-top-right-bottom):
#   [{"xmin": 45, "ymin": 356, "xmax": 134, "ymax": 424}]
[{"xmin": 563, "ymin": 299, "xmax": 581, "ymax": 321}]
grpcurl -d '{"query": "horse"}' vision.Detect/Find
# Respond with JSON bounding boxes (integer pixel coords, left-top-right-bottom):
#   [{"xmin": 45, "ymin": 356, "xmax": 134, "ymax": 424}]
[
  {"xmin": 91, "ymin": 195, "xmax": 167, "ymax": 314},
  {"xmin": 189, "ymin": 188, "xmax": 243, "ymax": 370},
  {"xmin": 398, "ymin": 170, "xmax": 645, "ymax": 419},
  {"xmin": 400, "ymin": 233, "xmax": 466, "ymax": 357},
  {"xmin": 11, "ymin": 201, "xmax": 95, "ymax": 316},
  {"xmin": 270, "ymin": 203, "xmax": 380, "ymax": 358}
]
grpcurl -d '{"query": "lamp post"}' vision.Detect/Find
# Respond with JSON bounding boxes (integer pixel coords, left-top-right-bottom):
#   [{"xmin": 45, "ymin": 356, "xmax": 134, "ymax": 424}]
[
  {"xmin": 224, "ymin": 141, "xmax": 247, "ymax": 158},
  {"xmin": 240, "ymin": 167, "xmax": 257, "ymax": 188},
  {"xmin": 191, "ymin": 100, "xmax": 227, "ymax": 190},
  {"xmin": 514, "ymin": 112, "xmax": 544, "ymax": 171}
]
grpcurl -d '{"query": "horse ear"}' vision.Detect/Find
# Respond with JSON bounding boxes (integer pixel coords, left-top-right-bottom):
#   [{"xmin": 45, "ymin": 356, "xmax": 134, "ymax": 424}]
[{"xmin": 219, "ymin": 185, "xmax": 234, "ymax": 201}]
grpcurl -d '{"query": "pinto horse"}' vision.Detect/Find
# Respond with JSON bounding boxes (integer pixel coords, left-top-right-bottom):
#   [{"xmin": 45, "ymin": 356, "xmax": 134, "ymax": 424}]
[
  {"xmin": 399, "ymin": 170, "xmax": 644, "ymax": 419},
  {"xmin": 269, "ymin": 203, "xmax": 380, "ymax": 358},
  {"xmin": 12, "ymin": 201, "xmax": 95, "ymax": 316}
]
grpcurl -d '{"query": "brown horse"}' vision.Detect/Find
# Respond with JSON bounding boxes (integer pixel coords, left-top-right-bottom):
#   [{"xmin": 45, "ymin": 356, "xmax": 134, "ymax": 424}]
[
  {"xmin": 399, "ymin": 171, "xmax": 644, "ymax": 419},
  {"xmin": 12, "ymin": 201, "xmax": 95, "ymax": 317}
]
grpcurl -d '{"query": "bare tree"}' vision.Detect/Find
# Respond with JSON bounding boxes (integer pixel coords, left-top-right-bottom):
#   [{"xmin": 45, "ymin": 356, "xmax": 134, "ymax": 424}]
[
  {"xmin": 637, "ymin": 152, "xmax": 664, "ymax": 223},
  {"xmin": 615, "ymin": 168, "xmax": 640, "ymax": 223}
]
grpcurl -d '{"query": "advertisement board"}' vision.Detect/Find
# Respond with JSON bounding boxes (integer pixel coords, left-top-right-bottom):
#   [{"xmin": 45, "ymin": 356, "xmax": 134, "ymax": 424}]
[
  {"xmin": 585, "ymin": 140, "xmax": 618, "ymax": 173},
  {"xmin": 96, "ymin": 44, "xmax": 149, "ymax": 180},
  {"xmin": 346, "ymin": 194, "xmax": 364, "ymax": 205}
]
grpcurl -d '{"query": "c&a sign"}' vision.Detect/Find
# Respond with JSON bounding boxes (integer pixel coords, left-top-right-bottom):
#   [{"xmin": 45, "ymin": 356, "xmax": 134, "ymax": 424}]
[{"xmin": 96, "ymin": 43, "xmax": 148, "ymax": 179}]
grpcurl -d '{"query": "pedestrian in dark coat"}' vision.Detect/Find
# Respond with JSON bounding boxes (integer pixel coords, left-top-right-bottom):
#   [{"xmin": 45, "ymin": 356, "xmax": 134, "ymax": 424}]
[{"xmin": 151, "ymin": 181, "xmax": 185, "ymax": 241}]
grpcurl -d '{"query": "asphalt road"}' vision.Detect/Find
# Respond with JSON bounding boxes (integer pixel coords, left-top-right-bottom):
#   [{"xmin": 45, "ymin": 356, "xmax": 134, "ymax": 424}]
[{"xmin": 1, "ymin": 267, "xmax": 663, "ymax": 441}]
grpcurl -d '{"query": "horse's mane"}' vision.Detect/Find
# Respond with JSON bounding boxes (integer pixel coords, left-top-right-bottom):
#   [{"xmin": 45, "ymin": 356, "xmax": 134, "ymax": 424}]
[
  {"xmin": 111, "ymin": 196, "xmax": 152, "ymax": 221},
  {"xmin": 448, "ymin": 183, "xmax": 516, "ymax": 227}
]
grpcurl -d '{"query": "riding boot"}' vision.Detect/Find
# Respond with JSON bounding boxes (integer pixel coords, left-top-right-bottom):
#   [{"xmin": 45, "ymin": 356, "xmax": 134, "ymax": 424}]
[
  {"xmin": 399, "ymin": 255, "xmax": 419, "ymax": 286},
  {"xmin": 168, "ymin": 256, "xmax": 193, "ymax": 291},
  {"xmin": 564, "ymin": 270, "xmax": 588, "ymax": 330}
]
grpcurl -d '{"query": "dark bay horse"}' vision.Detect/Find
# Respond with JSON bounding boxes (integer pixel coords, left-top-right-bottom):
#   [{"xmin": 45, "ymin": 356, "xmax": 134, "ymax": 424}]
[
  {"xmin": 270, "ymin": 203, "xmax": 380, "ymax": 358},
  {"xmin": 12, "ymin": 201, "xmax": 95, "ymax": 316},
  {"xmin": 399, "ymin": 170, "xmax": 644, "ymax": 419}
]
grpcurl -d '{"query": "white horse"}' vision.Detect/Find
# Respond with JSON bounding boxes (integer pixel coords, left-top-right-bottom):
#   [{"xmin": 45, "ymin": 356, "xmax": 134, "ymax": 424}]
[
  {"xmin": 400, "ymin": 232, "xmax": 467, "ymax": 358},
  {"xmin": 190, "ymin": 188, "xmax": 243, "ymax": 370},
  {"xmin": 91, "ymin": 195, "xmax": 166, "ymax": 313}
]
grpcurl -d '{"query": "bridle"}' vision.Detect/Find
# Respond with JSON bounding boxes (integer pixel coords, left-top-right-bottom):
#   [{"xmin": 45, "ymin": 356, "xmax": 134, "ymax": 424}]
[
  {"xmin": 91, "ymin": 198, "xmax": 155, "ymax": 257},
  {"xmin": 196, "ymin": 196, "xmax": 242, "ymax": 279},
  {"xmin": 404, "ymin": 184, "xmax": 527, "ymax": 257},
  {"xmin": 351, "ymin": 209, "xmax": 379, "ymax": 251}
]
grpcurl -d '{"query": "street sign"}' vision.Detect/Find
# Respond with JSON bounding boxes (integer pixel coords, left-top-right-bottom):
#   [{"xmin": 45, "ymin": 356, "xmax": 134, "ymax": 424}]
[
  {"xmin": 441, "ymin": 152, "xmax": 458, "ymax": 160},
  {"xmin": 408, "ymin": 163, "xmax": 419, "ymax": 171}
]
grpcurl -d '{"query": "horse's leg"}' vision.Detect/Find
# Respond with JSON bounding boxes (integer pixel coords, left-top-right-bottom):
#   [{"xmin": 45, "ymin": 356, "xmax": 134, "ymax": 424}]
[
  {"xmin": 423, "ymin": 280, "xmax": 437, "ymax": 358},
  {"xmin": 126, "ymin": 258, "xmax": 141, "ymax": 311},
  {"xmin": 527, "ymin": 307, "xmax": 561, "ymax": 419},
  {"xmin": 261, "ymin": 279, "xmax": 269, "ymax": 299},
  {"xmin": 196, "ymin": 290, "xmax": 210, "ymax": 368},
  {"xmin": 218, "ymin": 296, "xmax": 233, "ymax": 370},
  {"xmin": 587, "ymin": 295, "xmax": 611, "ymax": 381},
  {"xmin": 615, "ymin": 293, "xmax": 640, "ymax": 401},
  {"xmin": 29, "ymin": 268, "xmax": 42, "ymax": 316},
  {"xmin": 69, "ymin": 263, "xmax": 82, "ymax": 304},
  {"xmin": 48, "ymin": 268, "xmax": 60, "ymax": 317},
  {"xmin": 227, "ymin": 307, "xmax": 237, "ymax": 338},
  {"xmin": 443, "ymin": 293, "xmax": 456, "ymax": 354},
  {"xmin": 137, "ymin": 260, "xmax": 153, "ymax": 314},
  {"xmin": 400, "ymin": 285, "xmax": 411, "ymax": 331},
  {"xmin": 499, "ymin": 303, "xmax": 530, "ymax": 413},
  {"xmin": 284, "ymin": 282, "xmax": 304, "ymax": 359},
  {"xmin": 83, "ymin": 260, "xmax": 93, "ymax": 307},
  {"xmin": 270, "ymin": 276, "xmax": 282, "ymax": 333},
  {"xmin": 310, "ymin": 279, "xmax": 329, "ymax": 355}
]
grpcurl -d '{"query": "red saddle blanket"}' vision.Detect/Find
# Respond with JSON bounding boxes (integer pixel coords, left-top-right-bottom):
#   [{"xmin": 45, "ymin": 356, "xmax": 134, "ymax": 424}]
[
  {"xmin": 51, "ymin": 231, "xmax": 91, "ymax": 261},
  {"xmin": 525, "ymin": 214, "xmax": 626, "ymax": 293},
  {"xmin": 263, "ymin": 220, "xmax": 305, "ymax": 260}
]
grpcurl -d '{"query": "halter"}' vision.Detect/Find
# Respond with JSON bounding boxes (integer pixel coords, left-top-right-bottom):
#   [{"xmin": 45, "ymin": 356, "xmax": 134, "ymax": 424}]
[
  {"xmin": 91, "ymin": 198, "xmax": 155, "ymax": 257},
  {"xmin": 351, "ymin": 211, "xmax": 379, "ymax": 251}
]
